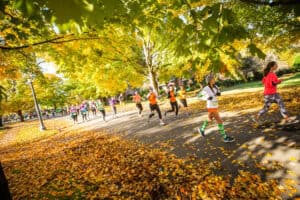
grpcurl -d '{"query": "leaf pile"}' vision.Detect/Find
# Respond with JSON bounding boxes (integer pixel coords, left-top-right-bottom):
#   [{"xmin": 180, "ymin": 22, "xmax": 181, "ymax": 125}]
[
  {"xmin": 188, "ymin": 87, "xmax": 300, "ymax": 116},
  {"xmin": 1, "ymin": 130, "xmax": 288, "ymax": 199}
]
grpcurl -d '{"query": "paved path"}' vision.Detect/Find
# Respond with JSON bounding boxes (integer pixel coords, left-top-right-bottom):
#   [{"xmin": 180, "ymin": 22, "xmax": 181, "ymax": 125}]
[{"xmin": 66, "ymin": 97, "xmax": 300, "ymax": 198}]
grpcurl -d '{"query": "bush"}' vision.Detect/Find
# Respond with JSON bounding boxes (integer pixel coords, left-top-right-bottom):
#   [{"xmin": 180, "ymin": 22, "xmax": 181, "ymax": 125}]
[
  {"xmin": 276, "ymin": 68, "xmax": 296, "ymax": 76},
  {"xmin": 292, "ymin": 63, "xmax": 300, "ymax": 72}
]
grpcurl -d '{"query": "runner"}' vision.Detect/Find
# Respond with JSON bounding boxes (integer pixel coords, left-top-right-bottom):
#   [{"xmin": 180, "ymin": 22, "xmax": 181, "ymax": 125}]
[
  {"xmin": 91, "ymin": 101, "xmax": 97, "ymax": 117},
  {"xmin": 70, "ymin": 105, "xmax": 78, "ymax": 124},
  {"xmin": 80, "ymin": 102, "xmax": 88, "ymax": 122},
  {"xmin": 96, "ymin": 99, "xmax": 106, "ymax": 121},
  {"xmin": 254, "ymin": 61, "xmax": 291, "ymax": 123},
  {"xmin": 132, "ymin": 91, "xmax": 143, "ymax": 117},
  {"xmin": 85, "ymin": 101, "xmax": 90, "ymax": 119},
  {"xmin": 178, "ymin": 85, "xmax": 190, "ymax": 116},
  {"xmin": 147, "ymin": 87, "xmax": 165, "ymax": 125},
  {"xmin": 165, "ymin": 85, "xmax": 179, "ymax": 118},
  {"xmin": 109, "ymin": 97, "xmax": 117, "ymax": 118},
  {"xmin": 178, "ymin": 85, "xmax": 188, "ymax": 108},
  {"xmin": 197, "ymin": 74, "xmax": 235, "ymax": 143}
]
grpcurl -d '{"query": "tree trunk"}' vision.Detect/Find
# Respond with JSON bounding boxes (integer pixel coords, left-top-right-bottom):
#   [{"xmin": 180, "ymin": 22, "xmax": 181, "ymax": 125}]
[
  {"xmin": 149, "ymin": 70, "xmax": 159, "ymax": 95},
  {"xmin": 17, "ymin": 110, "xmax": 24, "ymax": 122},
  {"xmin": 0, "ymin": 162, "xmax": 12, "ymax": 200},
  {"xmin": 0, "ymin": 115, "xmax": 3, "ymax": 127}
]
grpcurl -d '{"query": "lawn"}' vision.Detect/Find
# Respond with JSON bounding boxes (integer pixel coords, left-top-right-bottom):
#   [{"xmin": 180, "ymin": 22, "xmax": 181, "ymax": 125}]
[{"xmin": 222, "ymin": 72, "xmax": 300, "ymax": 92}]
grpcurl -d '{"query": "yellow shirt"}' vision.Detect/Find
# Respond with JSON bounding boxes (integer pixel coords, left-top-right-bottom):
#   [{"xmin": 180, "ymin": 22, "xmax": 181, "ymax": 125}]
[{"xmin": 178, "ymin": 90, "xmax": 186, "ymax": 100}]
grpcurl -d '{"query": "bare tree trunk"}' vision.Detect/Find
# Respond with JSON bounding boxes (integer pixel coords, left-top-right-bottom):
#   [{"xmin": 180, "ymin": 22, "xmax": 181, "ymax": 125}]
[
  {"xmin": 149, "ymin": 70, "xmax": 159, "ymax": 95},
  {"xmin": 17, "ymin": 110, "xmax": 24, "ymax": 122}
]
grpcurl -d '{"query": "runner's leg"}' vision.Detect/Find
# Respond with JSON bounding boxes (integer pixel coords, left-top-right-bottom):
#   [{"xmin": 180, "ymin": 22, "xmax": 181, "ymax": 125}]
[{"xmin": 274, "ymin": 93, "xmax": 288, "ymax": 118}]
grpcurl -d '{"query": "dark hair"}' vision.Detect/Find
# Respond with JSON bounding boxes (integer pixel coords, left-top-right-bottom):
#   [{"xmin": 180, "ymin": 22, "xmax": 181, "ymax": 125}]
[{"xmin": 264, "ymin": 61, "xmax": 277, "ymax": 77}]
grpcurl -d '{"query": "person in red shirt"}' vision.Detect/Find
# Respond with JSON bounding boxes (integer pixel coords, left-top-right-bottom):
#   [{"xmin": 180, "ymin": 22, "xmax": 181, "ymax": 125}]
[
  {"xmin": 132, "ymin": 91, "xmax": 143, "ymax": 117},
  {"xmin": 255, "ymin": 61, "xmax": 289, "ymax": 121},
  {"xmin": 147, "ymin": 87, "xmax": 165, "ymax": 125},
  {"xmin": 165, "ymin": 85, "xmax": 179, "ymax": 118}
]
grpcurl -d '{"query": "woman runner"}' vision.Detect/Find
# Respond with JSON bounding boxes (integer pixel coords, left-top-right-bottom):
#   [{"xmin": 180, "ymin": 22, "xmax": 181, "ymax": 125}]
[
  {"xmin": 109, "ymin": 97, "xmax": 117, "ymax": 118},
  {"xmin": 91, "ymin": 101, "xmax": 97, "ymax": 117},
  {"xmin": 96, "ymin": 99, "xmax": 106, "ymax": 121},
  {"xmin": 165, "ymin": 85, "xmax": 179, "ymax": 118},
  {"xmin": 197, "ymin": 74, "xmax": 235, "ymax": 143},
  {"xmin": 147, "ymin": 87, "xmax": 165, "ymax": 125},
  {"xmin": 70, "ymin": 105, "xmax": 78, "ymax": 124},
  {"xmin": 132, "ymin": 91, "xmax": 143, "ymax": 117},
  {"xmin": 79, "ymin": 103, "xmax": 88, "ymax": 122},
  {"xmin": 254, "ymin": 61, "xmax": 290, "ymax": 123}
]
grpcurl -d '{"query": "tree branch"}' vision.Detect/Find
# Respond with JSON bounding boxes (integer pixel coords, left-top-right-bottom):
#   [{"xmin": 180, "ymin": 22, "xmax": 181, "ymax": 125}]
[{"xmin": 0, "ymin": 34, "xmax": 101, "ymax": 50}]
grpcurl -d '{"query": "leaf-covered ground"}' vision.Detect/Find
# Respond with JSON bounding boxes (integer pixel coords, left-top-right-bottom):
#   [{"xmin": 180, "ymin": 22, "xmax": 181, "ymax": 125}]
[
  {"xmin": 0, "ymin": 87, "xmax": 299, "ymax": 199},
  {"xmin": 0, "ymin": 131, "xmax": 287, "ymax": 199}
]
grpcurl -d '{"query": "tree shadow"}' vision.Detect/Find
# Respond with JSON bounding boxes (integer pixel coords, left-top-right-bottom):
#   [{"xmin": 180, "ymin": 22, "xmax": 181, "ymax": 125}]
[
  {"xmin": 0, "ymin": 162, "xmax": 11, "ymax": 200},
  {"xmin": 87, "ymin": 108, "xmax": 300, "ymax": 198}
]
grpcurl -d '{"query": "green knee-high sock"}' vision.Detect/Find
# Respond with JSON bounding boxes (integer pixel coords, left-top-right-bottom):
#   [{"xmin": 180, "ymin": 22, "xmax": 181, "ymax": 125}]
[
  {"xmin": 201, "ymin": 120, "xmax": 208, "ymax": 131},
  {"xmin": 218, "ymin": 124, "xmax": 227, "ymax": 138}
]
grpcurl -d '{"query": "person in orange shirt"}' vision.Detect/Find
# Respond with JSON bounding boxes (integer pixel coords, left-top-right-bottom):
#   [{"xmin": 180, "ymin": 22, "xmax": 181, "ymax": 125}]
[
  {"xmin": 165, "ymin": 85, "xmax": 179, "ymax": 118},
  {"xmin": 132, "ymin": 91, "xmax": 143, "ymax": 117},
  {"xmin": 147, "ymin": 87, "xmax": 165, "ymax": 125}
]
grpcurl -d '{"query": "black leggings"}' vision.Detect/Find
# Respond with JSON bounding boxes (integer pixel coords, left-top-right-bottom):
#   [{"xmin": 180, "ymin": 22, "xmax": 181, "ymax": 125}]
[
  {"xmin": 71, "ymin": 114, "xmax": 77, "ymax": 122},
  {"xmin": 112, "ymin": 106, "xmax": 117, "ymax": 115},
  {"xmin": 166, "ymin": 101, "xmax": 179, "ymax": 116},
  {"xmin": 136, "ymin": 103, "xmax": 143, "ymax": 115},
  {"xmin": 99, "ymin": 109, "xmax": 106, "ymax": 120},
  {"xmin": 149, "ymin": 104, "xmax": 162, "ymax": 119},
  {"xmin": 91, "ymin": 108, "xmax": 96, "ymax": 116},
  {"xmin": 81, "ymin": 112, "xmax": 87, "ymax": 121}
]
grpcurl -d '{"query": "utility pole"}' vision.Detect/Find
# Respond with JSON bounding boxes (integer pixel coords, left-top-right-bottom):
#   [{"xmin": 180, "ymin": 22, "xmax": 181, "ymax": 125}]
[{"xmin": 28, "ymin": 78, "xmax": 46, "ymax": 131}]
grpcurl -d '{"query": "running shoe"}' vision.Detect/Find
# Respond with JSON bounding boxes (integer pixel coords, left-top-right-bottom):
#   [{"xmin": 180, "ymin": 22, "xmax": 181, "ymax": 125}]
[
  {"xmin": 223, "ymin": 136, "xmax": 235, "ymax": 143},
  {"xmin": 197, "ymin": 127, "xmax": 205, "ymax": 136}
]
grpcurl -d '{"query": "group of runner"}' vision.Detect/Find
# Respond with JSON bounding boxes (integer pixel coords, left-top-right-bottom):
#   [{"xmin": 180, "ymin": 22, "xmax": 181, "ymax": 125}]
[
  {"xmin": 69, "ymin": 61, "xmax": 293, "ymax": 143},
  {"xmin": 69, "ymin": 99, "xmax": 106, "ymax": 124}
]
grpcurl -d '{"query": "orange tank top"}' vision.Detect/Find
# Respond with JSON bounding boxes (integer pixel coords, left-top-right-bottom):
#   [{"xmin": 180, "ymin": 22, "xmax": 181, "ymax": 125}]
[
  {"xmin": 169, "ymin": 91, "xmax": 176, "ymax": 102},
  {"xmin": 148, "ymin": 93, "xmax": 157, "ymax": 105},
  {"xmin": 133, "ymin": 94, "xmax": 141, "ymax": 103}
]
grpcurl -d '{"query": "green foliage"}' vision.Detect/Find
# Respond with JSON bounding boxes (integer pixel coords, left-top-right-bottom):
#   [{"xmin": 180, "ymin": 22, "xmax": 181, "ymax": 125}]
[
  {"xmin": 247, "ymin": 43, "xmax": 266, "ymax": 59},
  {"xmin": 0, "ymin": 0, "xmax": 299, "ymax": 101}
]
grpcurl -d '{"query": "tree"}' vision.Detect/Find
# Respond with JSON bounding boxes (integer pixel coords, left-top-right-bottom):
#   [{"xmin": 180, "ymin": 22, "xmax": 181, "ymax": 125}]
[
  {"xmin": 0, "ymin": 85, "xmax": 7, "ymax": 127},
  {"xmin": 1, "ymin": 0, "xmax": 299, "ymax": 97}
]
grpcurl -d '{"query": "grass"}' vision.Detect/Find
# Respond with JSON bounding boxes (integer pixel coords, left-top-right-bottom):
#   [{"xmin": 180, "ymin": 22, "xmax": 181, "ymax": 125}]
[
  {"xmin": 223, "ymin": 72, "xmax": 300, "ymax": 91},
  {"xmin": 0, "ymin": 118, "xmax": 70, "ymax": 147}
]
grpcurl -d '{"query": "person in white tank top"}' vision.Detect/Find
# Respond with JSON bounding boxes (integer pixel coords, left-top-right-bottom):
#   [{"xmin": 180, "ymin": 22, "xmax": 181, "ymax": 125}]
[{"xmin": 197, "ymin": 74, "xmax": 235, "ymax": 143}]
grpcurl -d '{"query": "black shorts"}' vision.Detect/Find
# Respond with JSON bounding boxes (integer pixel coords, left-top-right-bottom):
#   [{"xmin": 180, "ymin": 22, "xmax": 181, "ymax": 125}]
[{"xmin": 136, "ymin": 103, "xmax": 143, "ymax": 110}]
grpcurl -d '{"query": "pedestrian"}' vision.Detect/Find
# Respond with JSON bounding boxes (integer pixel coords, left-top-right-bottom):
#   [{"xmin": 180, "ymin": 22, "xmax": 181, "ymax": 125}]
[
  {"xmin": 96, "ymin": 99, "xmax": 106, "ymax": 121},
  {"xmin": 165, "ymin": 85, "xmax": 179, "ymax": 118},
  {"xmin": 197, "ymin": 74, "xmax": 235, "ymax": 143},
  {"xmin": 254, "ymin": 61, "xmax": 290, "ymax": 122},
  {"xmin": 132, "ymin": 91, "xmax": 143, "ymax": 117},
  {"xmin": 147, "ymin": 87, "xmax": 165, "ymax": 125}
]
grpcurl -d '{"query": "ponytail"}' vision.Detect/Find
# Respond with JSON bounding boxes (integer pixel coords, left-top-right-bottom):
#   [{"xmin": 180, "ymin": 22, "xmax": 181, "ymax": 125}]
[{"xmin": 264, "ymin": 61, "xmax": 277, "ymax": 77}]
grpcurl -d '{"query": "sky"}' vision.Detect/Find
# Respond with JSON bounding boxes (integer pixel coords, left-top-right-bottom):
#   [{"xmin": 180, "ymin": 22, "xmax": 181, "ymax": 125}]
[{"xmin": 39, "ymin": 61, "xmax": 59, "ymax": 75}]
